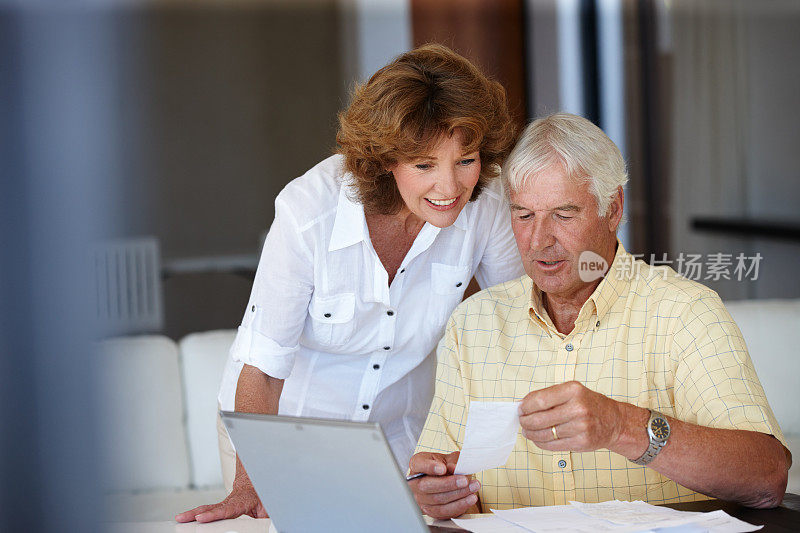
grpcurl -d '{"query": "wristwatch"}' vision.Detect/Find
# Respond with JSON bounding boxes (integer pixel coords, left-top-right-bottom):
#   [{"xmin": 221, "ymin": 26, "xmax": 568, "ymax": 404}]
[{"xmin": 631, "ymin": 409, "xmax": 671, "ymax": 466}]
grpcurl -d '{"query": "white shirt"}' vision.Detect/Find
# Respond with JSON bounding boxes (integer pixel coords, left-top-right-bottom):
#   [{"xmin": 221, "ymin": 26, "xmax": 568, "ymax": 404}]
[{"xmin": 219, "ymin": 154, "xmax": 524, "ymax": 468}]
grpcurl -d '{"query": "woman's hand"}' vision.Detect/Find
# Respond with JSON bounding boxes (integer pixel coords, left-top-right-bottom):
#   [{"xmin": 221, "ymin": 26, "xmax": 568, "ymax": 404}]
[
  {"xmin": 175, "ymin": 470, "xmax": 267, "ymax": 523},
  {"xmin": 176, "ymin": 365, "xmax": 281, "ymax": 523}
]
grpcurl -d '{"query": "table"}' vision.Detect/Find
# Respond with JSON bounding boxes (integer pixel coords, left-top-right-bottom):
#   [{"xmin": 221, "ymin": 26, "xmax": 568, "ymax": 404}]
[
  {"xmin": 108, "ymin": 518, "xmax": 267, "ymax": 533},
  {"xmin": 105, "ymin": 515, "xmax": 457, "ymax": 532},
  {"xmin": 106, "ymin": 493, "xmax": 800, "ymax": 532}
]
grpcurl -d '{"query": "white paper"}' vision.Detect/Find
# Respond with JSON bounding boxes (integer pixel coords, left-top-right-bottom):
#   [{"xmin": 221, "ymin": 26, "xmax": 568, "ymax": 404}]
[
  {"xmin": 654, "ymin": 510, "xmax": 762, "ymax": 532},
  {"xmin": 454, "ymin": 401, "xmax": 521, "ymax": 475},
  {"xmin": 569, "ymin": 501, "xmax": 761, "ymax": 532},
  {"xmin": 652, "ymin": 524, "xmax": 709, "ymax": 533},
  {"xmin": 569, "ymin": 500, "xmax": 704, "ymax": 526},
  {"xmin": 492, "ymin": 501, "xmax": 762, "ymax": 533},
  {"xmin": 492, "ymin": 505, "xmax": 645, "ymax": 533},
  {"xmin": 452, "ymin": 515, "xmax": 532, "ymax": 533}
]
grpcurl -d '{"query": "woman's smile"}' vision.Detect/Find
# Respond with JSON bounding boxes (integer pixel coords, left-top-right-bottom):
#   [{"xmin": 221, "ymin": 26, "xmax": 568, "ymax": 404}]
[{"xmin": 425, "ymin": 195, "xmax": 460, "ymax": 210}]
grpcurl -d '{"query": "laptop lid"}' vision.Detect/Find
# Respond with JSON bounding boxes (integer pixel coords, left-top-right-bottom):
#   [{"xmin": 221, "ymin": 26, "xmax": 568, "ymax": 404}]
[{"xmin": 221, "ymin": 411, "xmax": 432, "ymax": 533}]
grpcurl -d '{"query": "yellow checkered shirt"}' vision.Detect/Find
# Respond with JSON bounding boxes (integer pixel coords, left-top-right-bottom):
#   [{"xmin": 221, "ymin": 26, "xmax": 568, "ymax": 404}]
[{"xmin": 415, "ymin": 243, "xmax": 785, "ymax": 508}]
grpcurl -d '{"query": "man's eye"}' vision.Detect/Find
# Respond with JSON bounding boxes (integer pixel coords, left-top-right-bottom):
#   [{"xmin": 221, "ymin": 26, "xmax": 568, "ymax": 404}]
[
  {"xmin": 415, "ymin": 163, "xmax": 432, "ymax": 170},
  {"xmin": 555, "ymin": 213, "xmax": 573, "ymax": 220},
  {"xmin": 459, "ymin": 158, "xmax": 476, "ymax": 166},
  {"xmin": 518, "ymin": 213, "xmax": 532, "ymax": 220}
]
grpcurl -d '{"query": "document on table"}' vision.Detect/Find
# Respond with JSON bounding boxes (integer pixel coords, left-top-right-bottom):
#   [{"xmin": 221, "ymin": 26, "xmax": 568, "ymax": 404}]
[
  {"xmin": 454, "ymin": 401, "xmax": 521, "ymax": 475},
  {"xmin": 568, "ymin": 500, "xmax": 761, "ymax": 531},
  {"xmin": 451, "ymin": 515, "xmax": 531, "ymax": 533},
  {"xmin": 491, "ymin": 504, "xmax": 641, "ymax": 533},
  {"xmin": 569, "ymin": 500, "xmax": 704, "ymax": 526},
  {"xmin": 479, "ymin": 500, "xmax": 762, "ymax": 533},
  {"xmin": 659, "ymin": 510, "xmax": 763, "ymax": 532}
]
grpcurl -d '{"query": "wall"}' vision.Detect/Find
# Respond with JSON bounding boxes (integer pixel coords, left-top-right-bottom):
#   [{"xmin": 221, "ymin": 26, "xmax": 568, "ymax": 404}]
[
  {"xmin": 669, "ymin": 0, "xmax": 800, "ymax": 300},
  {"xmin": 109, "ymin": 2, "xmax": 346, "ymax": 338},
  {"xmin": 743, "ymin": 1, "xmax": 800, "ymax": 298}
]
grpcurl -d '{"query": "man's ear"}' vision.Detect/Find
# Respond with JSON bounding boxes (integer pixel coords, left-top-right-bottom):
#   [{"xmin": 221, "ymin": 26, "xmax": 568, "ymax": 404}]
[{"xmin": 606, "ymin": 186, "xmax": 624, "ymax": 232}]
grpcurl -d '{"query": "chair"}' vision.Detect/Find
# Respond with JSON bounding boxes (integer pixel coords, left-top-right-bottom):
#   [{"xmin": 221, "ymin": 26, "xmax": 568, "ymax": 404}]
[
  {"xmin": 96, "ymin": 335, "xmax": 191, "ymax": 492},
  {"xmin": 179, "ymin": 329, "xmax": 237, "ymax": 488},
  {"xmin": 725, "ymin": 299, "xmax": 800, "ymax": 492}
]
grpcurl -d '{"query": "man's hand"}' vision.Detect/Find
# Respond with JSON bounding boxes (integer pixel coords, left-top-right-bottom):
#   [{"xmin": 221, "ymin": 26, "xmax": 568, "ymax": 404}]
[
  {"xmin": 175, "ymin": 470, "xmax": 267, "ymax": 523},
  {"xmin": 408, "ymin": 451, "xmax": 481, "ymax": 520},
  {"xmin": 518, "ymin": 381, "xmax": 631, "ymax": 453}
]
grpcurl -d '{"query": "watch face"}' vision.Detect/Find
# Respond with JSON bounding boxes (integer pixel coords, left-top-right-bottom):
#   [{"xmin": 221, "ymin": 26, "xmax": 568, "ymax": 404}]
[{"xmin": 650, "ymin": 417, "xmax": 670, "ymax": 441}]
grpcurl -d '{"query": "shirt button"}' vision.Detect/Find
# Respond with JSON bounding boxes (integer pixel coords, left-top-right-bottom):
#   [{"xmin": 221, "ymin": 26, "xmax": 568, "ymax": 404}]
[
  {"xmin": 596, "ymin": 321, "xmax": 601, "ymax": 327},
  {"xmin": 558, "ymin": 459, "xmax": 567, "ymax": 468},
  {"xmin": 362, "ymin": 404, "xmax": 370, "ymax": 410},
  {"xmin": 456, "ymin": 282, "xmax": 463, "ymax": 287},
  {"xmin": 251, "ymin": 305, "xmax": 256, "ymax": 312},
  {"xmin": 324, "ymin": 313, "xmax": 332, "ymax": 318},
  {"xmin": 400, "ymin": 268, "xmax": 405, "ymax": 274},
  {"xmin": 383, "ymin": 346, "xmax": 391, "ymax": 350},
  {"xmin": 387, "ymin": 310, "xmax": 394, "ymax": 316},
  {"xmin": 565, "ymin": 343, "xmax": 574, "ymax": 352},
  {"xmin": 373, "ymin": 364, "xmax": 380, "ymax": 370}
]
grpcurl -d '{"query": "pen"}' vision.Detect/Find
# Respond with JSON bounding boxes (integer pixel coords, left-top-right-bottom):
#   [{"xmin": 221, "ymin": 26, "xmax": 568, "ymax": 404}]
[{"xmin": 406, "ymin": 472, "xmax": 427, "ymax": 481}]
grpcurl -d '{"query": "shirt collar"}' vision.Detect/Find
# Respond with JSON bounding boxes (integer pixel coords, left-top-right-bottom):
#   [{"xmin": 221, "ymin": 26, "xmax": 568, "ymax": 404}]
[
  {"xmin": 588, "ymin": 241, "xmax": 631, "ymax": 322},
  {"xmin": 451, "ymin": 200, "xmax": 470, "ymax": 231},
  {"xmin": 528, "ymin": 280, "xmax": 558, "ymax": 335},
  {"xmin": 328, "ymin": 181, "xmax": 368, "ymax": 252},
  {"xmin": 528, "ymin": 240, "xmax": 631, "ymax": 334}
]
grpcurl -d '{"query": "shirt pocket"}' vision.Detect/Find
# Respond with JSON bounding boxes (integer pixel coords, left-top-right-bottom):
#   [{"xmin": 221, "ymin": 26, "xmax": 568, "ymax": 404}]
[
  {"xmin": 307, "ymin": 292, "xmax": 356, "ymax": 347},
  {"xmin": 430, "ymin": 263, "xmax": 471, "ymax": 323}
]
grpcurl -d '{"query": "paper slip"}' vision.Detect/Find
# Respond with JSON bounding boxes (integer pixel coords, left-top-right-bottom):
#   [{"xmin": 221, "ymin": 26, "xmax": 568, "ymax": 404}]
[{"xmin": 454, "ymin": 401, "xmax": 521, "ymax": 475}]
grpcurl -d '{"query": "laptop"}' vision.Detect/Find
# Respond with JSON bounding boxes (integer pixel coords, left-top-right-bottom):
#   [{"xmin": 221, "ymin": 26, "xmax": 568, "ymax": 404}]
[{"xmin": 221, "ymin": 411, "xmax": 464, "ymax": 533}]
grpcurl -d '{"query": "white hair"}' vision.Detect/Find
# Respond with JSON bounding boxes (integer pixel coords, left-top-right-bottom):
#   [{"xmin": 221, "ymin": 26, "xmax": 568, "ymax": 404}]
[{"xmin": 502, "ymin": 112, "xmax": 628, "ymax": 218}]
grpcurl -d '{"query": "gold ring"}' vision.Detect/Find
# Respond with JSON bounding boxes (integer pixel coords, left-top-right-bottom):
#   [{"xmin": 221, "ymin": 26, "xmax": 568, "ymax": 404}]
[{"xmin": 551, "ymin": 426, "xmax": 558, "ymax": 440}]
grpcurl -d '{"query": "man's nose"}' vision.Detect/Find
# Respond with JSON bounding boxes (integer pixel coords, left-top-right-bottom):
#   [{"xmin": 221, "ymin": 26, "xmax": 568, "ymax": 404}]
[{"xmin": 530, "ymin": 216, "xmax": 556, "ymax": 251}]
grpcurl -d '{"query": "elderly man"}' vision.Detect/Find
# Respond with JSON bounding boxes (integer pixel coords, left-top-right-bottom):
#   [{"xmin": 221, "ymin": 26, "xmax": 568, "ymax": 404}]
[{"xmin": 408, "ymin": 113, "xmax": 791, "ymax": 519}]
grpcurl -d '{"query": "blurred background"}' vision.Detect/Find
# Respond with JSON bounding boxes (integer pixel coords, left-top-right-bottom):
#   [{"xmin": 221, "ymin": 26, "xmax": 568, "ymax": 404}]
[{"xmin": 2, "ymin": 0, "xmax": 799, "ymax": 531}]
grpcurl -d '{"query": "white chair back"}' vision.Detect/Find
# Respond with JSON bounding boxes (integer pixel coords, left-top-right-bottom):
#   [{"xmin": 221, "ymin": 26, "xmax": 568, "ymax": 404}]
[
  {"xmin": 725, "ymin": 299, "xmax": 800, "ymax": 435},
  {"xmin": 180, "ymin": 329, "xmax": 237, "ymax": 488},
  {"xmin": 96, "ymin": 335, "xmax": 191, "ymax": 492}
]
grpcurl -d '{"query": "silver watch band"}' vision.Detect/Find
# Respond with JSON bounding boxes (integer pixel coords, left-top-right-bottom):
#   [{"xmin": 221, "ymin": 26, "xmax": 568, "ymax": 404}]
[
  {"xmin": 631, "ymin": 410, "xmax": 669, "ymax": 466},
  {"xmin": 631, "ymin": 439, "xmax": 666, "ymax": 465}
]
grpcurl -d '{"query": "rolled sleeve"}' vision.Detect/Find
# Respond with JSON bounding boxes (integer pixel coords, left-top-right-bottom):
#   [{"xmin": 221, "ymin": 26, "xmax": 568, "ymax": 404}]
[{"xmin": 230, "ymin": 308, "xmax": 298, "ymax": 379}]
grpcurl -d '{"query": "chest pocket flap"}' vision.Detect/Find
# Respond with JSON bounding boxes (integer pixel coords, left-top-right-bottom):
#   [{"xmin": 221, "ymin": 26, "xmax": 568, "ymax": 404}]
[
  {"xmin": 309, "ymin": 293, "xmax": 356, "ymax": 323},
  {"xmin": 431, "ymin": 263, "xmax": 471, "ymax": 295},
  {"xmin": 307, "ymin": 292, "xmax": 356, "ymax": 347}
]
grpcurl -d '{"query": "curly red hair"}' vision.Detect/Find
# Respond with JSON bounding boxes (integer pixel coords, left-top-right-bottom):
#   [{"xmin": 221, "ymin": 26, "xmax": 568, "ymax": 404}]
[{"xmin": 336, "ymin": 44, "xmax": 517, "ymax": 215}]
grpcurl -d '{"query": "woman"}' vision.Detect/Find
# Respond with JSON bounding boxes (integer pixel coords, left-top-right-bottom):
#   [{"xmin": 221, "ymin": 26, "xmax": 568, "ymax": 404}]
[{"xmin": 177, "ymin": 44, "xmax": 523, "ymax": 523}]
